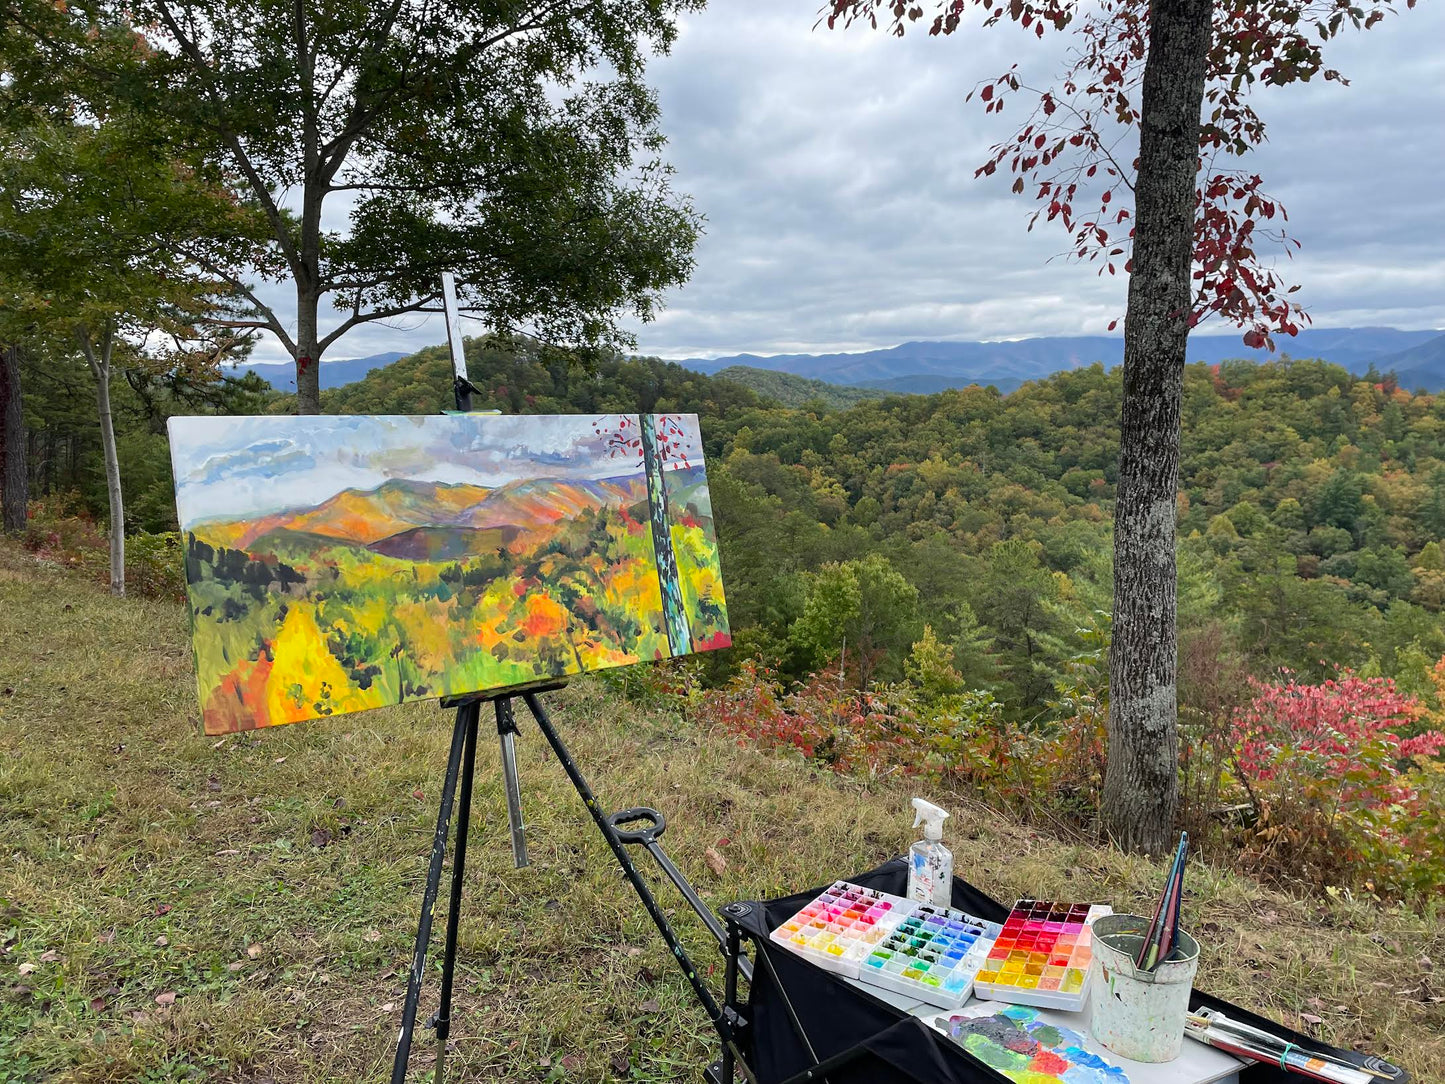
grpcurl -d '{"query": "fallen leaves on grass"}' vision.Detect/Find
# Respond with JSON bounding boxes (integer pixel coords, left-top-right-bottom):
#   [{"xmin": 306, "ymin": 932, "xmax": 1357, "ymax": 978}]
[{"xmin": 704, "ymin": 846, "xmax": 727, "ymax": 875}]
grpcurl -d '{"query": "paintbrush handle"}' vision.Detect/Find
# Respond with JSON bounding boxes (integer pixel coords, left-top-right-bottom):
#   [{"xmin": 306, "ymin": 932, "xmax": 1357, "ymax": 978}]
[
  {"xmin": 1187, "ymin": 1026, "xmax": 1374, "ymax": 1084},
  {"xmin": 1142, "ymin": 833, "xmax": 1187, "ymax": 971},
  {"xmin": 1187, "ymin": 1016, "xmax": 1392, "ymax": 1081}
]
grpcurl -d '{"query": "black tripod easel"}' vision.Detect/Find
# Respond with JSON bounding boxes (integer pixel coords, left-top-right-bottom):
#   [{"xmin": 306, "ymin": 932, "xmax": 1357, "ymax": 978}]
[
  {"xmin": 387, "ymin": 686, "xmax": 758, "ymax": 1084},
  {"xmin": 389, "ymin": 280, "xmax": 756, "ymax": 1083}
]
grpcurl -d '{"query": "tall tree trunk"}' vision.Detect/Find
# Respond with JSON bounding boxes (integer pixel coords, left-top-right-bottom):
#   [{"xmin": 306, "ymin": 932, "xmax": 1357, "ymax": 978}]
[
  {"xmin": 1101, "ymin": 0, "xmax": 1211, "ymax": 855},
  {"xmin": 79, "ymin": 327, "xmax": 126, "ymax": 596},
  {"xmin": 296, "ymin": 286, "xmax": 321, "ymax": 415},
  {"xmin": 641, "ymin": 413, "xmax": 691, "ymax": 655},
  {"xmin": 1, "ymin": 343, "xmax": 28, "ymax": 533}
]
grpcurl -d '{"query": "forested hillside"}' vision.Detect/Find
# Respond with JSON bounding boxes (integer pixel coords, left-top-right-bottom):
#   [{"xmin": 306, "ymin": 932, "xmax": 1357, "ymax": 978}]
[
  {"xmin": 23, "ymin": 338, "xmax": 1445, "ymax": 705},
  {"xmin": 712, "ymin": 365, "xmax": 888, "ymax": 409},
  {"xmin": 16, "ymin": 335, "xmax": 1445, "ymax": 895}
]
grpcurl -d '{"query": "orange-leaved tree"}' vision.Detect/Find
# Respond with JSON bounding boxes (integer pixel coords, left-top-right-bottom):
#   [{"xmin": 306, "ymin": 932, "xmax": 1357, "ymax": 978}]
[{"xmin": 824, "ymin": 0, "xmax": 1418, "ymax": 853}]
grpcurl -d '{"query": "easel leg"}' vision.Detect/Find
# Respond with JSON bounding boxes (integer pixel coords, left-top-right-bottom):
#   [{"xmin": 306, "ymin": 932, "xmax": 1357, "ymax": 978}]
[
  {"xmin": 496, "ymin": 697, "xmax": 529, "ymax": 867},
  {"xmin": 391, "ymin": 700, "xmax": 478, "ymax": 1084},
  {"xmin": 520, "ymin": 692, "xmax": 756, "ymax": 1082},
  {"xmin": 431, "ymin": 701, "xmax": 480, "ymax": 1083}
]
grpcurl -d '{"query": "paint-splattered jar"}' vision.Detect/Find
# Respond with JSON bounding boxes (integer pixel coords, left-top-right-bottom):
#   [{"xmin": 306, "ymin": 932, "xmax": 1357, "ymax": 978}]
[{"xmin": 1090, "ymin": 914, "xmax": 1202, "ymax": 1062}]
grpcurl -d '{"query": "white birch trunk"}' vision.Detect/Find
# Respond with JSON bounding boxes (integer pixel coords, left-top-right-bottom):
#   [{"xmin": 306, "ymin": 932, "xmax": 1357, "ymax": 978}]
[{"xmin": 78, "ymin": 324, "xmax": 125, "ymax": 597}]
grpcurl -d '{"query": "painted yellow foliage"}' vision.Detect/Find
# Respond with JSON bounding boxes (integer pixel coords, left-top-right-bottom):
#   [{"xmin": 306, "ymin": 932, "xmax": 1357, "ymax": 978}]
[
  {"xmin": 605, "ymin": 558, "xmax": 663, "ymax": 617},
  {"xmin": 264, "ymin": 604, "xmax": 370, "ymax": 725},
  {"xmin": 394, "ymin": 597, "xmax": 458, "ymax": 673},
  {"xmin": 673, "ymin": 523, "xmax": 727, "ymax": 614},
  {"xmin": 575, "ymin": 639, "xmax": 639, "ymax": 669}
]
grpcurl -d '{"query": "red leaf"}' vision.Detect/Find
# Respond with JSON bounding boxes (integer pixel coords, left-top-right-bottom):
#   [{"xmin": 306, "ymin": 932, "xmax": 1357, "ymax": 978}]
[
  {"xmin": 1107, "ymin": 320, "xmax": 1119, "ymax": 332},
  {"xmin": 980, "ymin": 84, "xmax": 993, "ymax": 102}
]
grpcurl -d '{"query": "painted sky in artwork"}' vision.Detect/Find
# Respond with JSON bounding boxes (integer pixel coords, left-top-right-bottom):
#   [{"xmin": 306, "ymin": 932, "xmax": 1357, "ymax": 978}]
[{"xmin": 171, "ymin": 414, "xmax": 704, "ymax": 524}]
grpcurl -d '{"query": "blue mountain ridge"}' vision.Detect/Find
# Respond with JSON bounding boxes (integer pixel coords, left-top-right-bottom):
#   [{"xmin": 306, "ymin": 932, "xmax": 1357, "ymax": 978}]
[
  {"xmin": 227, "ymin": 328, "xmax": 1445, "ymax": 397},
  {"xmin": 224, "ymin": 352, "xmax": 408, "ymax": 391},
  {"xmin": 679, "ymin": 328, "xmax": 1445, "ymax": 390}
]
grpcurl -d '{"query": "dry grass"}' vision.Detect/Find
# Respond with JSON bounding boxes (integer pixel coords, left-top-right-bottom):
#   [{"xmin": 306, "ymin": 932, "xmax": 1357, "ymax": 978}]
[{"xmin": 1, "ymin": 544, "xmax": 1442, "ymax": 1083}]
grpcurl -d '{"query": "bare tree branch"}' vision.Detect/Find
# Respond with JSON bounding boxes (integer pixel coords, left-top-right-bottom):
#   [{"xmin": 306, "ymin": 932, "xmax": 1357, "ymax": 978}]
[{"xmin": 317, "ymin": 296, "xmax": 443, "ymax": 351}]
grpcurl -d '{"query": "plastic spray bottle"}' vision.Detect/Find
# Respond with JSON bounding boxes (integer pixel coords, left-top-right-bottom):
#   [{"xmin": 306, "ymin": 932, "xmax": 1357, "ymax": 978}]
[{"xmin": 906, "ymin": 798, "xmax": 954, "ymax": 907}]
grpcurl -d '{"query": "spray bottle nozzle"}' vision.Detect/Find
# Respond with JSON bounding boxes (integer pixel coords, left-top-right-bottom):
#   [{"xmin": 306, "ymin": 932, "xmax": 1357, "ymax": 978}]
[{"xmin": 911, "ymin": 798, "xmax": 949, "ymax": 841}]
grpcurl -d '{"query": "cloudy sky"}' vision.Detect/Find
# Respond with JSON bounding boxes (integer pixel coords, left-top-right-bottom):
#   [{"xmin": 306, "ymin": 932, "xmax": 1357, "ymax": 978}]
[
  {"xmin": 248, "ymin": 1, "xmax": 1445, "ymax": 366},
  {"xmin": 168, "ymin": 414, "xmax": 704, "ymax": 522}
]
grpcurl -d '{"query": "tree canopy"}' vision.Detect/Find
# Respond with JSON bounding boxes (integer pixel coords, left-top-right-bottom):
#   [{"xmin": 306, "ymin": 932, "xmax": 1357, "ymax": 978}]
[{"xmin": 9, "ymin": 0, "xmax": 704, "ymax": 411}]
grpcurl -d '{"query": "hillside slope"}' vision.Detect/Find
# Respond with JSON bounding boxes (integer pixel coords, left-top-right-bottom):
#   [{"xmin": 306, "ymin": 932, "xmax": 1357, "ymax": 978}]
[
  {"xmin": 1, "ymin": 548, "xmax": 1441, "ymax": 1081},
  {"xmin": 712, "ymin": 365, "xmax": 887, "ymax": 408}
]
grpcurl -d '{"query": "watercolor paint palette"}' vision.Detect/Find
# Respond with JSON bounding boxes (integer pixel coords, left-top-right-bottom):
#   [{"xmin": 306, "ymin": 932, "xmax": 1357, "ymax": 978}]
[
  {"xmin": 971, "ymin": 899, "xmax": 1112, "ymax": 1012},
  {"xmin": 769, "ymin": 881, "xmax": 908, "ymax": 978},
  {"xmin": 769, "ymin": 883, "xmax": 1002, "ymax": 1008},
  {"xmin": 858, "ymin": 903, "xmax": 1002, "ymax": 1009}
]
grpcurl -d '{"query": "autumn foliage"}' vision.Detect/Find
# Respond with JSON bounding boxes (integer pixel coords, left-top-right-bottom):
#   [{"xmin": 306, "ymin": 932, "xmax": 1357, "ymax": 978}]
[
  {"xmin": 695, "ymin": 647, "xmax": 1445, "ymax": 899},
  {"xmin": 1230, "ymin": 671, "xmax": 1445, "ymax": 897}
]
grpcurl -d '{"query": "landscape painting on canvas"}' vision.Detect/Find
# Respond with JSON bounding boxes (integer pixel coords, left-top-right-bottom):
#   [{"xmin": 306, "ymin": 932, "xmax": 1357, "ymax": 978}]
[{"xmin": 168, "ymin": 413, "xmax": 730, "ymax": 735}]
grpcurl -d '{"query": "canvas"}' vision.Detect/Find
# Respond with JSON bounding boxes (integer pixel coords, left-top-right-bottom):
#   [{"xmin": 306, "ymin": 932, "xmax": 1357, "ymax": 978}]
[{"xmin": 167, "ymin": 413, "xmax": 730, "ymax": 735}]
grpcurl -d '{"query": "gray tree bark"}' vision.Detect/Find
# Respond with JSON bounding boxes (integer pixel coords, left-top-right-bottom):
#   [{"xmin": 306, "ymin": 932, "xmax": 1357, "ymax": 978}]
[
  {"xmin": 77, "ymin": 324, "xmax": 125, "ymax": 596},
  {"xmin": 1, "ymin": 343, "xmax": 27, "ymax": 533},
  {"xmin": 295, "ymin": 289, "xmax": 321, "ymax": 415},
  {"xmin": 1102, "ymin": 0, "xmax": 1212, "ymax": 854}
]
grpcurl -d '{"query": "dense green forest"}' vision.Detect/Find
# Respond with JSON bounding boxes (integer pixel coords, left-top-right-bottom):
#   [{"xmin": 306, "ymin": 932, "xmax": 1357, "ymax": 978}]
[
  {"xmin": 18, "ymin": 335, "xmax": 1445, "ymax": 894},
  {"xmin": 18, "ymin": 338, "xmax": 1445, "ymax": 713}
]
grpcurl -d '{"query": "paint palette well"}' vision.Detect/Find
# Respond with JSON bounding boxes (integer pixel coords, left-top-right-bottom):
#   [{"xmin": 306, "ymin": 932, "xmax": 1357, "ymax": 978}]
[
  {"xmin": 769, "ymin": 881, "xmax": 907, "ymax": 978},
  {"xmin": 972, "ymin": 899, "xmax": 1112, "ymax": 1012},
  {"xmin": 769, "ymin": 883, "xmax": 1002, "ymax": 1009},
  {"xmin": 858, "ymin": 903, "xmax": 1002, "ymax": 1009}
]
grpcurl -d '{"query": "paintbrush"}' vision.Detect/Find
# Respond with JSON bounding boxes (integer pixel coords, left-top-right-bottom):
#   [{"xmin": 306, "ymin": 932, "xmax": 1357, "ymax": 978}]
[
  {"xmin": 1133, "ymin": 837, "xmax": 1176, "ymax": 969},
  {"xmin": 1137, "ymin": 831, "xmax": 1187, "ymax": 971},
  {"xmin": 1155, "ymin": 831, "xmax": 1188, "ymax": 965},
  {"xmin": 1186, "ymin": 1009, "xmax": 1391, "ymax": 1083}
]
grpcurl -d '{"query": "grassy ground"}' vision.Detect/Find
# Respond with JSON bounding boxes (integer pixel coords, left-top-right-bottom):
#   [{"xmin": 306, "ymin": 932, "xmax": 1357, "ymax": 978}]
[{"xmin": 2, "ymin": 545, "xmax": 1443, "ymax": 1084}]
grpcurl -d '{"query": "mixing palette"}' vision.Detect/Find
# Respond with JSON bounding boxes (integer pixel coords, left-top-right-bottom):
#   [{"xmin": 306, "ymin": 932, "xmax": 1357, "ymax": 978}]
[
  {"xmin": 769, "ymin": 882, "xmax": 1002, "ymax": 1009},
  {"xmin": 972, "ymin": 899, "xmax": 1112, "ymax": 1012}
]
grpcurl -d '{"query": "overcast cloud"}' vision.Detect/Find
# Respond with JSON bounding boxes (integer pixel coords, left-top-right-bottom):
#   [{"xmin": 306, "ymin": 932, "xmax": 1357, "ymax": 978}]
[{"xmin": 248, "ymin": 1, "xmax": 1445, "ymax": 365}]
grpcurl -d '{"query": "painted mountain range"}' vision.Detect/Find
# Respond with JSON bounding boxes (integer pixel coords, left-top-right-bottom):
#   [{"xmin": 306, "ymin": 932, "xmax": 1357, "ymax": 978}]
[{"xmin": 192, "ymin": 475, "xmax": 649, "ymax": 558}]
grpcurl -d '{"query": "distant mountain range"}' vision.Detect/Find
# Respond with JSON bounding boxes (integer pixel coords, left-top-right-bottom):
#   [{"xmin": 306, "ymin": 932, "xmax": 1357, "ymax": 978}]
[
  {"xmin": 224, "ymin": 352, "xmax": 409, "ymax": 391},
  {"xmin": 228, "ymin": 327, "xmax": 1445, "ymax": 400},
  {"xmin": 683, "ymin": 327, "xmax": 1445, "ymax": 394}
]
